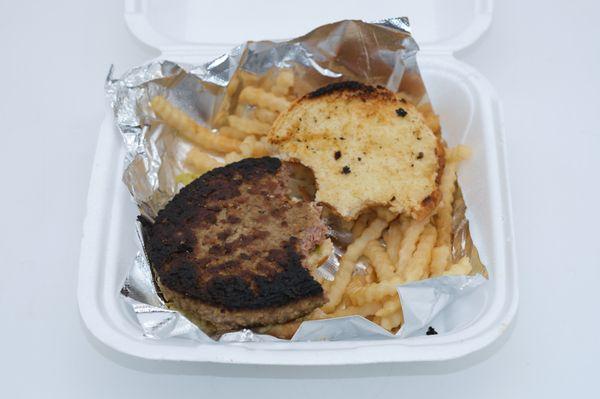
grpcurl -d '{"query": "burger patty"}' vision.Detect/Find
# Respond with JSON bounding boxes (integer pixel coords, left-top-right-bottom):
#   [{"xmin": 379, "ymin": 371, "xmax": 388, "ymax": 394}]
[{"xmin": 142, "ymin": 157, "xmax": 328, "ymax": 335}]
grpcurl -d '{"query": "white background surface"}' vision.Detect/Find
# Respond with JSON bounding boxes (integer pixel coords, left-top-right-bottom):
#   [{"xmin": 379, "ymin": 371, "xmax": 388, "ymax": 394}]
[{"xmin": 1, "ymin": 0, "xmax": 598, "ymax": 397}]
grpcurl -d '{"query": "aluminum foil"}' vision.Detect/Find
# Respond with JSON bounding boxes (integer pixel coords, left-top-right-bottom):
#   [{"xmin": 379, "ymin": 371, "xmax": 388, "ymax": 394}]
[{"xmin": 108, "ymin": 18, "xmax": 487, "ymax": 342}]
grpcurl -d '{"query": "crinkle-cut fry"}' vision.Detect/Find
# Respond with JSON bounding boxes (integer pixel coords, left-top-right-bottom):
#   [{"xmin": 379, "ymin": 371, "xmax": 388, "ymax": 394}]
[
  {"xmin": 435, "ymin": 161, "xmax": 458, "ymax": 247},
  {"xmin": 239, "ymin": 135, "xmax": 272, "ymax": 157},
  {"xmin": 363, "ymin": 240, "xmax": 396, "ymax": 281},
  {"xmin": 447, "ymin": 145, "xmax": 472, "ymax": 163},
  {"xmin": 239, "ymin": 86, "xmax": 291, "ymax": 112},
  {"xmin": 352, "ymin": 211, "xmax": 375, "ymax": 238},
  {"xmin": 272, "ymin": 69, "xmax": 295, "ymax": 96},
  {"xmin": 375, "ymin": 207, "xmax": 398, "ymax": 222},
  {"xmin": 380, "ymin": 308, "xmax": 404, "ymax": 331},
  {"xmin": 444, "ymin": 256, "xmax": 473, "ymax": 276},
  {"xmin": 234, "ymin": 103, "xmax": 254, "ymax": 118},
  {"xmin": 227, "ymin": 115, "xmax": 270, "ymax": 136},
  {"xmin": 404, "ymin": 224, "xmax": 437, "ymax": 282},
  {"xmin": 184, "ymin": 147, "xmax": 223, "ymax": 174},
  {"xmin": 223, "ymin": 152, "xmax": 243, "ymax": 164},
  {"xmin": 346, "ymin": 271, "xmax": 368, "ymax": 293},
  {"xmin": 150, "ymin": 95, "xmax": 201, "ymax": 135},
  {"xmin": 276, "ymin": 69, "xmax": 294, "ymax": 87},
  {"xmin": 327, "ymin": 302, "xmax": 382, "ymax": 318},
  {"xmin": 259, "ymin": 136, "xmax": 277, "ymax": 154},
  {"xmin": 383, "ymin": 219, "xmax": 405, "ymax": 264},
  {"xmin": 375, "ymin": 296, "xmax": 401, "ymax": 317},
  {"xmin": 321, "ymin": 218, "xmax": 390, "ymax": 313},
  {"xmin": 150, "ymin": 96, "xmax": 241, "ymax": 153},
  {"xmin": 396, "ymin": 218, "xmax": 428, "ymax": 275},
  {"xmin": 417, "ymin": 103, "xmax": 441, "ymax": 135},
  {"xmin": 258, "ymin": 69, "xmax": 279, "ymax": 92},
  {"xmin": 364, "ymin": 262, "xmax": 377, "ymax": 284},
  {"xmin": 348, "ymin": 278, "xmax": 403, "ymax": 306},
  {"xmin": 429, "ymin": 245, "xmax": 451, "ymax": 277},
  {"xmin": 254, "ymin": 107, "xmax": 278, "ymax": 124},
  {"xmin": 219, "ymin": 126, "xmax": 248, "ymax": 141},
  {"xmin": 238, "ymin": 70, "xmax": 260, "ymax": 87}
]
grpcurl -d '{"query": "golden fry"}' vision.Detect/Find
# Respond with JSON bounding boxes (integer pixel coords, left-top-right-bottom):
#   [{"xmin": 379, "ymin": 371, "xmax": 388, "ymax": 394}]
[
  {"xmin": 429, "ymin": 245, "xmax": 451, "ymax": 277},
  {"xmin": 272, "ymin": 69, "xmax": 294, "ymax": 96},
  {"xmin": 417, "ymin": 103, "xmax": 441, "ymax": 135},
  {"xmin": 150, "ymin": 96, "xmax": 241, "ymax": 153},
  {"xmin": 447, "ymin": 145, "xmax": 472, "ymax": 163},
  {"xmin": 238, "ymin": 70, "xmax": 260, "ymax": 87},
  {"xmin": 363, "ymin": 240, "xmax": 396, "ymax": 281},
  {"xmin": 396, "ymin": 218, "xmax": 428, "ymax": 275},
  {"xmin": 239, "ymin": 86, "xmax": 291, "ymax": 112},
  {"xmin": 352, "ymin": 211, "xmax": 375, "ymax": 238},
  {"xmin": 380, "ymin": 308, "xmax": 404, "ymax": 331},
  {"xmin": 223, "ymin": 151, "xmax": 243, "ymax": 164},
  {"xmin": 184, "ymin": 147, "xmax": 222, "ymax": 174},
  {"xmin": 219, "ymin": 126, "xmax": 248, "ymax": 141},
  {"xmin": 375, "ymin": 296, "xmax": 401, "ymax": 317},
  {"xmin": 254, "ymin": 107, "xmax": 278, "ymax": 124},
  {"xmin": 228, "ymin": 115, "xmax": 270, "ymax": 136},
  {"xmin": 328, "ymin": 302, "xmax": 381, "ymax": 318},
  {"xmin": 348, "ymin": 278, "xmax": 403, "ymax": 306},
  {"xmin": 322, "ymin": 218, "xmax": 389, "ymax": 313},
  {"xmin": 240, "ymin": 135, "xmax": 273, "ymax": 157},
  {"xmin": 435, "ymin": 162, "xmax": 458, "ymax": 247},
  {"xmin": 375, "ymin": 207, "xmax": 397, "ymax": 222},
  {"xmin": 364, "ymin": 262, "xmax": 377, "ymax": 284},
  {"xmin": 383, "ymin": 219, "xmax": 405, "ymax": 264},
  {"xmin": 444, "ymin": 256, "xmax": 472, "ymax": 276},
  {"xmin": 234, "ymin": 103, "xmax": 253, "ymax": 118},
  {"xmin": 404, "ymin": 223, "xmax": 437, "ymax": 282}
]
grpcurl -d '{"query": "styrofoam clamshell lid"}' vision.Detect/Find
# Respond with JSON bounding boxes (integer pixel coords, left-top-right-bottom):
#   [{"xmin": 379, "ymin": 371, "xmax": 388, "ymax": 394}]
[{"xmin": 125, "ymin": 0, "xmax": 493, "ymax": 56}]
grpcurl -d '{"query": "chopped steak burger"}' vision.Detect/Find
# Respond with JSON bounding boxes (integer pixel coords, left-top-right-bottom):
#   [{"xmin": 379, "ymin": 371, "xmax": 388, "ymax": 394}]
[{"xmin": 143, "ymin": 157, "xmax": 329, "ymax": 335}]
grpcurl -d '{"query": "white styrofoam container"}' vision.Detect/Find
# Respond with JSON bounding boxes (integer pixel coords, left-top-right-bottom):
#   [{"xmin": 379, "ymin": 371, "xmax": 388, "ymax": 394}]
[{"xmin": 78, "ymin": 0, "xmax": 518, "ymax": 365}]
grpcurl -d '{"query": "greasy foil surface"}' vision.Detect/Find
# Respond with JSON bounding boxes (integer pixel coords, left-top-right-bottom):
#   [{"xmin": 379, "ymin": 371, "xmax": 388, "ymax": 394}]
[{"xmin": 108, "ymin": 19, "xmax": 487, "ymax": 342}]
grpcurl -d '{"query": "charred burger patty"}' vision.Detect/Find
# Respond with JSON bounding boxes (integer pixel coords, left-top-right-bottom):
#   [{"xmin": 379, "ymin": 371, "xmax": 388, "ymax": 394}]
[{"xmin": 143, "ymin": 157, "xmax": 328, "ymax": 335}]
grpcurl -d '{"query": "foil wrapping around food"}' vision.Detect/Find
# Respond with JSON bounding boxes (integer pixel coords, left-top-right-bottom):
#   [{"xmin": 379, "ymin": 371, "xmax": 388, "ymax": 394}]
[{"xmin": 108, "ymin": 18, "xmax": 488, "ymax": 342}]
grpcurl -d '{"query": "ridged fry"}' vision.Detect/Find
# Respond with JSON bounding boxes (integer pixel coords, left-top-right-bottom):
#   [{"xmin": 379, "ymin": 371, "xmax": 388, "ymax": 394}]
[
  {"xmin": 363, "ymin": 240, "xmax": 396, "ymax": 281},
  {"xmin": 322, "ymin": 218, "xmax": 389, "ymax": 313},
  {"xmin": 228, "ymin": 115, "xmax": 270, "ymax": 136},
  {"xmin": 404, "ymin": 223, "xmax": 437, "ymax": 282},
  {"xmin": 150, "ymin": 96, "xmax": 240, "ymax": 153},
  {"xmin": 184, "ymin": 147, "xmax": 222, "ymax": 173},
  {"xmin": 239, "ymin": 86, "xmax": 291, "ymax": 112}
]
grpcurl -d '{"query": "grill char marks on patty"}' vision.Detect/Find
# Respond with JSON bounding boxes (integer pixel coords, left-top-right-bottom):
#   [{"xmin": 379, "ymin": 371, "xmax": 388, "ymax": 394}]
[{"xmin": 143, "ymin": 157, "xmax": 328, "ymax": 334}]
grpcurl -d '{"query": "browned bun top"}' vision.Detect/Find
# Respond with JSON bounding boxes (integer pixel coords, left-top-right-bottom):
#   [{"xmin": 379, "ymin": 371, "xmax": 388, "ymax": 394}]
[{"xmin": 269, "ymin": 81, "xmax": 444, "ymax": 220}]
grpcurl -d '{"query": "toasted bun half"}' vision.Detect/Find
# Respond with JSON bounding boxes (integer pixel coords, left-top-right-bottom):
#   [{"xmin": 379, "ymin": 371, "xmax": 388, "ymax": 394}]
[{"xmin": 269, "ymin": 81, "xmax": 444, "ymax": 220}]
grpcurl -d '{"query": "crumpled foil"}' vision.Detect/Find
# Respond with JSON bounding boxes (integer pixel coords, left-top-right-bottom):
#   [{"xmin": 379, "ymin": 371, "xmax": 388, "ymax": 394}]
[{"xmin": 108, "ymin": 18, "xmax": 487, "ymax": 342}]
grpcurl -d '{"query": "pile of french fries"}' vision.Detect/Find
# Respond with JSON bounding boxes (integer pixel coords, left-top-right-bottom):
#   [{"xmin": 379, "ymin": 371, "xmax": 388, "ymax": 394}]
[
  {"xmin": 149, "ymin": 68, "xmax": 296, "ymax": 178},
  {"xmin": 148, "ymin": 69, "xmax": 473, "ymax": 336}
]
